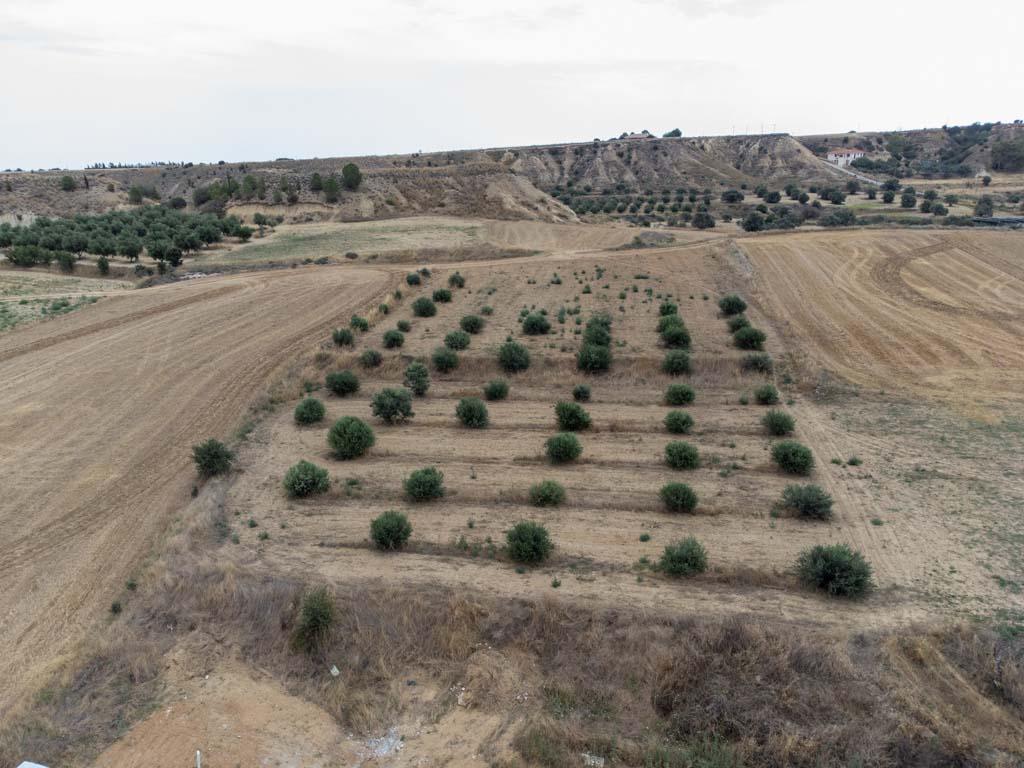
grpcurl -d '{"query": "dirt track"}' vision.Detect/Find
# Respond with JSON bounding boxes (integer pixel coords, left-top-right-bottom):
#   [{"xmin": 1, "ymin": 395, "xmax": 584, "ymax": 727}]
[{"xmin": 0, "ymin": 266, "xmax": 391, "ymax": 713}]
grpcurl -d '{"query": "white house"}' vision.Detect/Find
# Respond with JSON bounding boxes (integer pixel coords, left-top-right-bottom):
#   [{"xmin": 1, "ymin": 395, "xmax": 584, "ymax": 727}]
[{"xmin": 826, "ymin": 148, "xmax": 866, "ymax": 167}]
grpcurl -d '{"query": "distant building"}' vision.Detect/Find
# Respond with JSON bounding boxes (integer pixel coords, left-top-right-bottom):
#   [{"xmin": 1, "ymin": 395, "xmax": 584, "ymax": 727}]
[
  {"xmin": 619, "ymin": 130, "xmax": 654, "ymax": 141},
  {"xmin": 827, "ymin": 148, "xmax": 866, "ymax": 167}
]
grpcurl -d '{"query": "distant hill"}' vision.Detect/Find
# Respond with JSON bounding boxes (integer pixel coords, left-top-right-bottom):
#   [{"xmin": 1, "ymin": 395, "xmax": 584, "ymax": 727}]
[
  {"xmin": 798, "ymin": 121, "xmax": 1024, "ymax": 179},
  {"xmin": 0, "ymin": 132, "xmax": 852, "ymax": 222},
  {"xmin": 7, "ymin": 123, "xmax": 1020, "ymax": 223}
]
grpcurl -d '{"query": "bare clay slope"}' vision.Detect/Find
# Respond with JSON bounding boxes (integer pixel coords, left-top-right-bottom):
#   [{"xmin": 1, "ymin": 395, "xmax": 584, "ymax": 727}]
[
  {"xmin": 508, "ymin": 134, "xmax": 847, "ymax": 191},
  {"xmin": 0, "ymin": 265, "xmax": 392, "ymax": 713}
]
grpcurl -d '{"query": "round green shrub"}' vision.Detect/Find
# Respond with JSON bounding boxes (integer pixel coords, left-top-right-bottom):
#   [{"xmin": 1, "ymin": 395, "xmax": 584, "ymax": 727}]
[
  {"xmin": 727, "ymin": 315, "xmax": 750, "ymax": 333},
  {"xmin": 432, "ymin": 346, "xmax": 459, "ymax": 373},
  {"xmin": 529, "ymin": 480, "xmax": 565, "ymax": 507},
  {"xmin": 657, "ymin": 314, "xmax": 684, "ymax": 334},
  {"xmin": 772, "ymin": 440, "xmax": 814, "ymax": 475},
  {"xmin": 555, "ymin": 401, "xmax": 591, "ymax": 431},
  {"xmin": 445, "ymin": 330, "xmax": 471, "ymax": 350},
  {"xmin": 404, "ymin": 466, "xmax": 444, "ymax": 501},
  {"xmin": 483, "ymin": 379, "xmax": 509, "ymax": 400},
  {"xmin": 754, "ymin": 384, "xmax": 779, "ymax": 405},
  {"xmin": 577, "ymin": 343, "xmax": 611, "ymax": 373},
  {"xmin": 660, "ymin": 482, "xmax": 698, "ymax": 513},
  {"xmin": 661, "ymin": 324, "xmax": 691, "ymax": 349},
  {"xmin": 192, "ymin": 438, "xmax": 234, "ymax": 477},
  {"xmin": 432, "ymin": 288, "xmax": 452, "ymax": 303},
  {"xmin": 371, "ymin": 388, "xmax": 414, "ymax": 424},
  {"xmin": 327, "ymin": 417, "xmax": 375, "ymax": 459},
  {"xmin": 460, "ymin": 314, "xmax": 484, "ymax": 334},
  {"xmin": 781, "ymin": 484, "xmax": 833, "ymax": 520},
  {"xmin": 506, "ymin": 521, "xmax": 553, "ymax": 564},
  {"xmin": 481, "ymin": 305, "xmax": 494, "ymax": 316},
  {"xmin": 403, "ymin": 362, "xmax": 430, "ymax": 396},
  {"xmin": 498, "ymin": 341, "xmax": 530, "ymax": 373},
  {"xmin": 397, "ymin": 319, "xmax": 412, "ymax": 333},
  {"xmin": 383, "ymin": 329, "xmax": 404, "ymax": 349},
  {"xmin": 796, "ymin": 544, "xmax": 873, "ymax": 597},
  {"xmin": 664, "ymin": 410, "xmax": 694, "ymax": 434},
  {"xmin": 582, "ymin": 322, "xmax": 611, "ymax": 347},
  {"xmin": 370, "ymin": 510, "xmax": 412, "ymax": 550},
  {"xmin": 734, "ymin": 326, "xmax": 766, "ymax": 351},
  {"xmin": 659, "ymin": 537, "xmax": 707, "ymax": 576},
  {"xmin": 294, "ymin": 397, "xmax": 326, "ymax": 425},
  {"xmin": 326, "ymin": 370, "xmax": 359, "ymax": 396},
  {"xmin": 762, "ymin": 409, "xmax": 794, "ymax": 436},
  {"xmin": 522, "ymin": 313, "xmax": 551, "ymax": 335},
  {"xmin": 545, "ymin": 432, "xmax": 582, "ymax": 464},
  {"xmin": 718, "ymin": 294, "xmax": 747, "ymax": 316},
  {"xmin": 350, "ymin": 315, "xmax": 369, "ymax": 332},
  {"xmin": 283, "ymin": 460, "xmax": 330, "ymax": 497},
  {"xmin": 456, "ymin": 397, "xmax": 489, "ymax": 428},
  {"xmin": 665, "ymin": 441, "xmax": 699, "ymax": 470},
  {"xmin": 293, "ymin": 586, "xmax": 333, "ymax": 653},
  {"xmin": 332, "ymin": 328, "xmax": 354, "ymax": 346},
  {"xmin": 662, "ymin": 350, "xmax": 692, "ymax": 375},
  {"xmin": 665, "ymin": 383, "xmax": 695, "ymax": 406},
  {"xmin": 360, "ymin": 349, "xmax": 383, "ymax": 368},
  {"xmin": 741, "ymin": 353, "xmax": 773, "ymax": 374},
  {"xmin": 406, "ymin": 272, "xmax": 421, "ymax": 286},
  {"xmin": 412, "ymin": 297, "xmax": 436, "ymax": 317},
  {"xmin": 448, "ymin": 272, "xmax": 465, "ymax": 288},
  {"xmin": 659, "ymin": 301, "xmax": 678, "ymax": 316},
  {"xmin": 572, "ymin": 384, "xmax": 591, "ymax": 402}
]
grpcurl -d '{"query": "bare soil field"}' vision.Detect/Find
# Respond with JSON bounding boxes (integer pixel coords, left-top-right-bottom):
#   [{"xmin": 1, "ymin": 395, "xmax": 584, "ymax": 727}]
[{"xmin": 0, "ymin": 265, "xmax": 393, "ymax": 713}]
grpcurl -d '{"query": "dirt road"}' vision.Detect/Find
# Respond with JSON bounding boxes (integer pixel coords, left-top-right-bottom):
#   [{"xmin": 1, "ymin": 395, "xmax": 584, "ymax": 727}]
[{"xmin": 0, "ymin": 266, "xmax": 391, "ymax": 713}]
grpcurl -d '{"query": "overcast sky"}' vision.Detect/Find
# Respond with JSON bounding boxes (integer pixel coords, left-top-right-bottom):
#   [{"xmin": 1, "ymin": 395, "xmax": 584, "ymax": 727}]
[{"xmin": 2, "ymin": 0, "xmax": 1022, "ymax": 170}]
